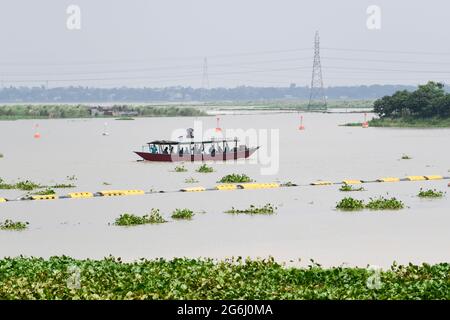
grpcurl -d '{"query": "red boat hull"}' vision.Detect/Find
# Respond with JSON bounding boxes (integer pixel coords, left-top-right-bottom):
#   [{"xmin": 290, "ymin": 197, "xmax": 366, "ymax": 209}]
[{"xmin": 134, "ymin": 147, "xmax": 258, "ymax": 162}]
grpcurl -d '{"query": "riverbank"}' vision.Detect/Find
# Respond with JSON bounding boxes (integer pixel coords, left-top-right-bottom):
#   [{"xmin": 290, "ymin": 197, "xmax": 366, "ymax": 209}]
[
  {"xmin": 342, "ymin": 117, "xmax": 450, "ymax": 128},
  {"xmin": 0, "ymin": 256, "xmax": 448, "ymax": 299},
  {"xmin": 0, "ymin": 105, "xmax": 207, "ymax": 120},
  {"xmin": 369, "ymin": 118, "xmax": 450, "ymax": 128}
]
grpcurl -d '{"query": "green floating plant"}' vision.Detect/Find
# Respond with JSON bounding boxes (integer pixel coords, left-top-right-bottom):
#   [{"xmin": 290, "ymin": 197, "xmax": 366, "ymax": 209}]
[
  {"xmin": 417, "ymin": 188, "xmax": 445, "ymax": 198},
  {"xmin": 171, "ymin": 208, "xmax": 194, "ymax": 220},
  {"xmin": 0, "ymin": 219, "xmax": 29, "ymax": 231},
  {"xmin": 114, "ymin": 209, "xmax": 167, "ymax": 226},
  {"xmin": 219, "ymin": 174, "xmax": 253, "ymax": 183},
  {"xmin": 225, "ymin": 204, "xmax": 276, "ymax": 215}
]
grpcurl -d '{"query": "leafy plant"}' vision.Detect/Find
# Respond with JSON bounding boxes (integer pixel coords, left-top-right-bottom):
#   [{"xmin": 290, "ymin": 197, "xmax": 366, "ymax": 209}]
[
  {"xmin": 0, "ymin": 219, "xmax": 29, "ymax": 231},
  {"xmin": 184, "ymin": 177, "xmax": 199, "ymax": 184},
  {"xmin": 0, "ymin": 257, "xmax": 448, "ymax": 299},
  {"xmin": 417, "ymin": 188, "xmax": 445, "ymax": 198},
  {"xmin": 174, "ymin": 165, "xmax": 188, "ymax": 173},
  {"xmin": 14, "ymin": 180, "xmax": 42, "ymax": 191},
  {"xmin": 225, "ymin": 204, "xmax": 276, "ymax": 215},
  {"xmin": 33, "ymin": 188, "xmax": 56, "ymax": 195},
  {"xmin": 51, "ymin": 183, "xmax": 76, "ymax": 189},
  {"xmin": 114, "ymin": 209, "xmax": 167, "ymax": 226},
  {"xmin": 171, "ymin": 208, "xmax": 194, "ymax": 220},
  {"xmin": 339, "ymin": 184, "xmax": 365, "ymax": 192},
  {"xmin": 365, "ymin": 197, "xmax": 404, "ymax": 210},
  {"xmin": 401, "ymin": 154, "xmax": 412, "ymax": 160},
  {"xmin": 196, "ymin": 164, "xmax": 214, "ymax": 173},
  {"xmin": 218, "ymin": 174, "xmax": 253, "ymax": 183},
  {"xmin": 335, "ymin": 197, "xmax": 365, "ymax": 211}
]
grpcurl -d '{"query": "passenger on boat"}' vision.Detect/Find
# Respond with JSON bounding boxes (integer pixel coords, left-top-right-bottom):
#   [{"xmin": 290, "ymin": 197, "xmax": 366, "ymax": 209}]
[
  {"xmin": 209, "ymin": 145, "xmax": 216, "ymax": 157},
  {"xmin": 150, "ymin": 145, "xmax": 158, "ymax": 154},
  {"xmin": 163, "ymin": 147, "xmax": 169, "ymax": 154}
]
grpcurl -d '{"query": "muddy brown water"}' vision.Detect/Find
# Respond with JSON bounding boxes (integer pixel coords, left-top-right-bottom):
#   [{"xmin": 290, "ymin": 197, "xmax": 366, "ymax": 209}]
[{"xmin": 0, "ymin": 112, "xmax": 449, "ymax": 267}]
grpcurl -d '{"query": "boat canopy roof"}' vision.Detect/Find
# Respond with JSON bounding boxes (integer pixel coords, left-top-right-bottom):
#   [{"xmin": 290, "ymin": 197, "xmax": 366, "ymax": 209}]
[{"xmin": 147, "ymin": 138, "xmax": 238, "ymax": 145}]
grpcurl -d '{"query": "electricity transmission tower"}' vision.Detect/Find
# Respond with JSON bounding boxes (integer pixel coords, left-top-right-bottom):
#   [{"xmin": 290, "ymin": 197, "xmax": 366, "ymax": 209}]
[
  {"xmin": 308, "ymin": 31, "xmax": 327, "ymax": 110},
  {"xmin": 201, "ymin": 57, "xmax": 210, "ymax": 101}
]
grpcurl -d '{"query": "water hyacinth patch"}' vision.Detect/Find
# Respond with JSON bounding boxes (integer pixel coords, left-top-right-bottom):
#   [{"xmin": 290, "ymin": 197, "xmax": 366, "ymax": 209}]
[
  {"xmin": 171, "ymin": 208, "xmax": 194, "ymax": 220},
  {"xmin": 196, "ymin": 164, "xmax": 214, "ymax": 173},
  {"xmin": 225, "ymin": 204, "xmax": 276, "ymax": 215},
  {"xmin": 339, "ymin": 184, "xmax": 365, "ymax": 192},
  {"xmin": 0, "ymin": 178, "xmax": 42, "ymax": 191},
  {"xmin": 0, "ymin": 257, "xmax": 448, "ymax": 299},
  {"xmin": 218, "ymin": 174, "xmax": 253, "ymax": 183},
  {"xmin": 401, "ymin": 154, "xmax": 412, "ymax": 160},
  {"xmin": 32, "ymin": 188, "xmax": 56, "ymax": 196},
  {"xmin": 335, "ymin": 197, "xmax": 365, "ymax": 211},
  {"xmin": 417, "ymin": 188, "xmax": 445, "ymax": 198},
  {"xmin": 114, "ymin": 209, "xmax": 167, "ymax": 226},
  {"xmin": 184, "ymin": 177, "xmax": 199, "ymax": 184},
  {"xmin": 0, "ymin": 219, "xmax": 29, "ymax": 231},
  {"xmin": 51, "ymin": 183, "xmax": 76, "ymax": 188},
  {"xmin": 365, "ymin": 197, "xmax": 404, "ymax": 210},
  {"xmin": 174, "ymin": 165, "xmax": 188, "ymax": 172}
]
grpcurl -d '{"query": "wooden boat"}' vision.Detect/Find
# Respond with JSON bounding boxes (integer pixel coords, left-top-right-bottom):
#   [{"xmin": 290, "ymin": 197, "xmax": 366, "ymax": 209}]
[{"xmin": 134, "ymin": 138, "xmax": 259, "ymax": 162}]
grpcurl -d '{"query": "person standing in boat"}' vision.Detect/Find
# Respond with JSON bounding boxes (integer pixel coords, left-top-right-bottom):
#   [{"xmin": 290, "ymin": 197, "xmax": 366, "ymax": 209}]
[{"xmin": 209, "ymin": 144, "xmax": 216, "ymax": 157}]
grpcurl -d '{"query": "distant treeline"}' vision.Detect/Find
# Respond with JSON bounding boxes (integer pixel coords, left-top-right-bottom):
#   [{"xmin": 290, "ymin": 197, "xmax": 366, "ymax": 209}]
[
  {"xmin": 0, "ymin": 85, "xmax": 419, "ymax": 103},
  {"xmin": 0, "ymin": 105, "xmax": 206, "ymax": 119},
  {"xmin": 374, "ymin": 82, "xmax": 450, "ymax": 119}
]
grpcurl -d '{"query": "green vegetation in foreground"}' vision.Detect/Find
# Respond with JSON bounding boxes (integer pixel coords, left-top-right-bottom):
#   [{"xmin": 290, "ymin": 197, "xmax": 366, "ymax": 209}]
[
  {"xmin": 184, "ymin": 177, "xmax": 199, "ymax": 184},
  {"xmin": 339, "ymin": 184, "xmax": 365, "ymax": 192},
  {"xmin": 0, "ymin": 105, "xmax": 206, "ymax": 120},
  {"xmin": 0, "ymin": 257, "xmax": 448, "ymax": 299},
  {"xmin": 173, "ymin": 165, "xmax": 188, "ymax": 173},
  {"xmin": 418, "ymin": 188, "xmax": 445, "ymax": 198},
  {"xmin": 196, "ymin": 164, "xmax": 214, "ymax": 173},
  {"xmin": 336, "ymin": 197, "xmax": 405, "ymax": 211},
  {"xmin": 114, "ymin": 209, "xmax": 167, "ymax": 226},
  {"xmin": 218, "ymin": 174, "xmax": 253, "ymax": 183},
  {"xmin": 225, "ymin": 204, "xmax": 276, "ymax": 215},
  {"xmin": 0, "ymin": 153, "xmax": 3, "ymax": 158},
  {"xmin": 171, "ymin": 208, "xmax": 194, "ymax": 220},
  {"xmin": 0, "ymin": 219, "xmax": 29, "ymax": 231}
]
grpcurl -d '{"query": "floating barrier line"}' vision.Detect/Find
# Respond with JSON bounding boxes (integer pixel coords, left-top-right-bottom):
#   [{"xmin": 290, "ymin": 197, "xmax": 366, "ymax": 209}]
[{"xmin": 1, "ymin": 175, "xmax": 449, "ymax": 203}]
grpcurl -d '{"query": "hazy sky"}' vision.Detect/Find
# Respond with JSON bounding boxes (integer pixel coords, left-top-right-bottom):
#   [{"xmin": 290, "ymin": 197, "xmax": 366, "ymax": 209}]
[{"xmin": 0, "ymin": 0, "xmax": 449, "ymax": 88}]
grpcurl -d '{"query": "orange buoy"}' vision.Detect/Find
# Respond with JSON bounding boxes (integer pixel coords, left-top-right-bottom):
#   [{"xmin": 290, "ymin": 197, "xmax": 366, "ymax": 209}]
[
  {"xmin": 298, "ymin": 115, "xmax": 305, "ymax": 130},
  {"xmin": 34, "ymin": 132, "xmax": 41, "ymax": 139},
  {"xmin": 215, "ymin": 117, "xmax": 222, "ymax": 132}
]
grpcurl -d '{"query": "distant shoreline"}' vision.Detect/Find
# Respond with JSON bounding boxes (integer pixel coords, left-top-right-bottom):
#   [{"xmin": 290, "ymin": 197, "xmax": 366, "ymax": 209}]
[{"xmin": 341, "ymin": 117, "xmax": 450, "ymax": 128}]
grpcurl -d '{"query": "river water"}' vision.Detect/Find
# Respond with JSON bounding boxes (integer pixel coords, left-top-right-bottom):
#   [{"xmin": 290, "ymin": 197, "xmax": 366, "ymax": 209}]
[{"xmin": 0, "ymin": 112, "xmax": 449, "ymax": 267}]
